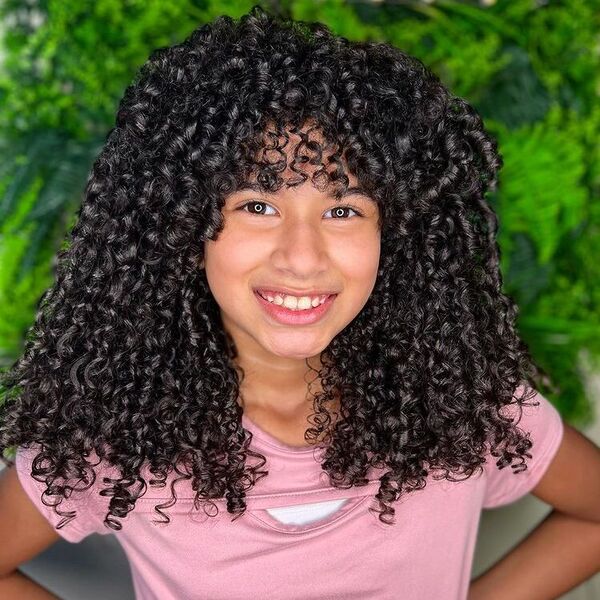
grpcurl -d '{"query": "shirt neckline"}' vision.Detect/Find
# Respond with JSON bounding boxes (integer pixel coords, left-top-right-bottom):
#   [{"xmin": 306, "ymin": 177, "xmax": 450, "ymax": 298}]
[{"xmin": 241, "ymin": 412, "xmax": 326, "ymax": 455}]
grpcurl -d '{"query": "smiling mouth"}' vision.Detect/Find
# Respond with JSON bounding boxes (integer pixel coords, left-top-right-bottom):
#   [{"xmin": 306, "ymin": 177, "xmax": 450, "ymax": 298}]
[
  {"xmin": 255, "ymin": 289, "xmax": 335, "ymax": 308},
  {"xmin": 254, "ymin": 287, "xmax": 338, "ymax": 298},
  {"xmin": 254, "ymin": 290, "xmax": 337, "ymax": 323}
]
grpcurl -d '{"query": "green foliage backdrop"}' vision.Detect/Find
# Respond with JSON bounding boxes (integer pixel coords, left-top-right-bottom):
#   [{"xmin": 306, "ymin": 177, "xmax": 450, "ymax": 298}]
[{"xmin": 1, "ymin": 0, "xmax": 598, "ymax": 425}]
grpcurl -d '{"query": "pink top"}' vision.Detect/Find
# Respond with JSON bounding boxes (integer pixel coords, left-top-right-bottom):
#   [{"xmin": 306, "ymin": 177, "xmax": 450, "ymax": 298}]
[{"xmin": 16, "ymin": 385, "xmax": 564, "ymax": 600}]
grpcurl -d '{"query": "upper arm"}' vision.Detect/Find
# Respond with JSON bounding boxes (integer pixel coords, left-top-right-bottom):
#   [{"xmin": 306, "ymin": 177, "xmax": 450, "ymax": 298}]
[
  {"xmin": 531, "ymin": 421, "xmax": 600, "ymax": 523},
  {"xmin": 0, "ymin": 465, "xmax": 60, "ymax": 578}
]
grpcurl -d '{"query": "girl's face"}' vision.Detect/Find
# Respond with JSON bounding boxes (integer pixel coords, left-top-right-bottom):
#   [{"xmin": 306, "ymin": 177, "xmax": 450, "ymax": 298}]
[{"xmin": 203, "ymin": 153, "xmax": 381, "ymax": 364}]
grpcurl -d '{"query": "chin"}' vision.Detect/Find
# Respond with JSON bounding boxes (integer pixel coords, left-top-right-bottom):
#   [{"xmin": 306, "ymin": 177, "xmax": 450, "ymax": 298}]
[{"xmin": 264, "ymin": 339, "xmax": 330, "ymax": 361}]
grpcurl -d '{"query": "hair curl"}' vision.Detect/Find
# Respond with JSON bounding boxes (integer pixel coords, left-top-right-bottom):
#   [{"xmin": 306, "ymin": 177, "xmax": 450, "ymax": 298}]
[{"xmin": 0, "ymin": 5, "xmax": 553, "ymax": 532}]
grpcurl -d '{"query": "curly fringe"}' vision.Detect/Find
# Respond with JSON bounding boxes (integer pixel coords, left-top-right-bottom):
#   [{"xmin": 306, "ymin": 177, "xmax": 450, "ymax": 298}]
[{"xmin": 0, "ymin": 5, "xmax": 554, "ymax": 532}]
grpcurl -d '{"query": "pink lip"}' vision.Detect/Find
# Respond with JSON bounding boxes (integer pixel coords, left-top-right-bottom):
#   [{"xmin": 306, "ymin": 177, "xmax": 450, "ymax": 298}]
[
  {"xmin": 254, "ymin": 287, "xmax": 337, "ymax": 298},
  {"xmin": 254, "ymin": 291, "xmax": 337, "ymax": 325}
]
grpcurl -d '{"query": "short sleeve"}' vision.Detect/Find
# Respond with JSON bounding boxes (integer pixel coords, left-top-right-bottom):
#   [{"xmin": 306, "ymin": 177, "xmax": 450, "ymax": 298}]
[
  {"xmin": 482, "ymin": 385, "xmax": 564, "ymax": 509},
  {"xmin": 15, "ymin": 444, "xmax": 111, "ymax": 543}
]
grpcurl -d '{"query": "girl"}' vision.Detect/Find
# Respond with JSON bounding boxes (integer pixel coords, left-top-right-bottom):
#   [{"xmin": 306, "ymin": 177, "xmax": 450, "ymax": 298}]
[{"xmin": 1, "ymin": 6, "xmax": 599, "ymax": 600}]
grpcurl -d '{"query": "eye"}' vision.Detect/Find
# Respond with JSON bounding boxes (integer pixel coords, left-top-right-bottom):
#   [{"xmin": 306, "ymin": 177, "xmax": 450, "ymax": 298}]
[
  {"xmin": 324, "ymin": 205, "xmax": 364, "ymax": 219},
  {"xmin": 238, "ymin": 201, "xmax": 277, "ymax": 216},
  {"xmin": 236, "ymin": 201, "xmax": 364, "ymax": 219}
]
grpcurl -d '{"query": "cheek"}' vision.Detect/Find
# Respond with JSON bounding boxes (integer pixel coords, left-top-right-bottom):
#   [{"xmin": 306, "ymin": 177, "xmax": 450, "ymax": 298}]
[
  {"xmin": 204, "ymin": 233, "xmax": 266, "ymax": 294},
  {"xmin": 335, "ymin": 235, "xmax": 381, "ymax": 286},
  {"xmin": 204, "ymin": 232, "xmax": 264, "ymax": 281}
]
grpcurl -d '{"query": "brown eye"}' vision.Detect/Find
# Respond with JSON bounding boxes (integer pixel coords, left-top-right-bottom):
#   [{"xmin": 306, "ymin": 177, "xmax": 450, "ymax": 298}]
[
  {"xmin": 238, "ymin": 201, "xmax": 276, "ymax": 215},
  {"xmin": 325, "ymin": 206, "xmax": 363, "ymax": 219},
  {"xmin": 237, "ymin": 201, "xmax": 363, "ymax": 219}
]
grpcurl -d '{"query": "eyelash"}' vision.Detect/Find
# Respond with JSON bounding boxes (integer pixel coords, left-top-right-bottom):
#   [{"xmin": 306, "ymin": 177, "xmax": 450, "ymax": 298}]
[{"xmin": 237, "ymin": 201, "xmax": 364, "ymax": 219}]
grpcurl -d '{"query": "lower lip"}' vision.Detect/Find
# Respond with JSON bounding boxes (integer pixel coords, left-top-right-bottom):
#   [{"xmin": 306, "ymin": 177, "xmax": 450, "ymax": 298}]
[{"xmin": 254, "ymin": 291, "xmax": 337, "ymax": 325}]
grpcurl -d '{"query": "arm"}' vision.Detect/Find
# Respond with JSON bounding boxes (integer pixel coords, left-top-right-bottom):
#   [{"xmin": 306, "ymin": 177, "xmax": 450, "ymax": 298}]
[
  {"xmin": 0, "ymin": 570, "xmax": 62, "ymax": 600},
  {"xmin": 0, "ymin": 465, "xmax": 63, "ymax": 599},
  {"xmin": 469, "ymin": 422, "xmax": 600, "ymax": 600},
  {"xmin": 468, "ymin": 509, "xmax": 600, "ymax": 600}
]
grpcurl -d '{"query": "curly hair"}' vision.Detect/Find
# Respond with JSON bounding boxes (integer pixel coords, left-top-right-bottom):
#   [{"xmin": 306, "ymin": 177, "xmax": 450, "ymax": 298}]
[{"xmin": 0, "ymin": 5, "xmax": 553, "ymax": 533}]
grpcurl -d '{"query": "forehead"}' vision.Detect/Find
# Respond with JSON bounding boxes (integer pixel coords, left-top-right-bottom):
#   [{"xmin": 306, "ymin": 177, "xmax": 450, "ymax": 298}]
[
  {"xmin": 233, "ymin": 181, "xmax": 370, "ymax": 200},
  {"xmin": 232, "ymin": 119, "xmax": 364, "ymax": 200}
]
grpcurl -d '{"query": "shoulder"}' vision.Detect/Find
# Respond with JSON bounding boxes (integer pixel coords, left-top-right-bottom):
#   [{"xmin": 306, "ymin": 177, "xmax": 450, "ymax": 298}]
[
  {"xmin": 13, "ymin": 444, "xmax": 118, "ymax": 542},
  {"xmin": 482, "ymin": 384, "xmax": 564, "ymax": 509}
]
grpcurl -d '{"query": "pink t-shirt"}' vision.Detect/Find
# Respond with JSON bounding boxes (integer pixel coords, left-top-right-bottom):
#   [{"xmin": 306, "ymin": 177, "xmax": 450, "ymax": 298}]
[{"xmin": 16, "ymin": 385, "xmax": 564, "ymax": 600}]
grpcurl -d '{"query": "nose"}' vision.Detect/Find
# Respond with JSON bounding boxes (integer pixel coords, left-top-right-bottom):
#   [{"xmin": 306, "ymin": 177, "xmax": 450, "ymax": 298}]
[{"xmin": 271, "ymin": 219, "xmax": 329, "ymax": 279}]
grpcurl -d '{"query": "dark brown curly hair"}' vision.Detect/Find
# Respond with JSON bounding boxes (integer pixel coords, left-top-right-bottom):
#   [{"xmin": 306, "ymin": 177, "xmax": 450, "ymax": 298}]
[{"xmin": 0, "ymin": 5, "xmax": 553, "ymax": 533}]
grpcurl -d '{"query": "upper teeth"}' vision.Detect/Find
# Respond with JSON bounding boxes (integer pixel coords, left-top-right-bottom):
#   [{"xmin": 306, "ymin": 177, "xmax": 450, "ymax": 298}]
[{"xmin": 259, "ymin": 291, "xmax": 329, "ymax": 310}]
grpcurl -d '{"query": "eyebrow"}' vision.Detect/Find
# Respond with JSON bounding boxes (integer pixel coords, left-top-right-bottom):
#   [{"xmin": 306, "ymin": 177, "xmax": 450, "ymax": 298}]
[{"xmin": 235, "ymin": 183, "xmax": 374, "ymax": 201}]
